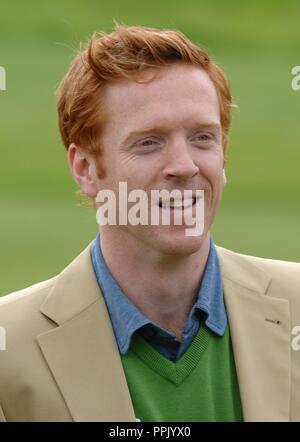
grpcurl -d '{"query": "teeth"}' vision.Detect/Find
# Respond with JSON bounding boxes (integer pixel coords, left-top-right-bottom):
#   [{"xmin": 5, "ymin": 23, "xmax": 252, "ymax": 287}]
[{"xmin": 161, "ymin": 198, "xmax": 195, "ymax": 208}]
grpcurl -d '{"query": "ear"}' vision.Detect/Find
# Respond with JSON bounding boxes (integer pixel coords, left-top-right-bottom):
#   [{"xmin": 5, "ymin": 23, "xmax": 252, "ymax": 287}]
[{"xmin": 67, "ymin": 143, "xmax": 98, "ymax": 197}]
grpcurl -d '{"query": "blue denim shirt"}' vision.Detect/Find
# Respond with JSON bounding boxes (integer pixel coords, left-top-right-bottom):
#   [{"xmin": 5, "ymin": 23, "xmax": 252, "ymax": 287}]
[{"xmin": 91, "ymin": 234, "xmax": 227, "ymax": 362}]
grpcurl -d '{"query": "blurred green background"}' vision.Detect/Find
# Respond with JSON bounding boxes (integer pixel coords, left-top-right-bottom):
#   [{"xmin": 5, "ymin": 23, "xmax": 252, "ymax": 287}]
[{"xmin": 0, "ymin": 0, "xmax": 299, "ymax": 295}]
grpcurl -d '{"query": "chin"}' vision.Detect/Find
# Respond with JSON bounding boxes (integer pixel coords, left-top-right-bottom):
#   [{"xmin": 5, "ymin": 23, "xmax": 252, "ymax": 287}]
[{"xmin": 149, "ymin": 227, "xmax": 207, "ymax": 256}]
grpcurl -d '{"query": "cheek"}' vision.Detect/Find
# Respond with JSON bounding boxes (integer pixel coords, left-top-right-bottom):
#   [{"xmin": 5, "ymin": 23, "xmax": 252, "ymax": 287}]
[
  {"xmin": 118, "ymin": 156, "xmax": 162, "ymax": 189},
  {"xmin": 199, "ymin": 156, "xmax": 223, "ymax": 182},
  {"xmin": 200, "ymin": 150, "xmax": 224, "ymax": 175}
]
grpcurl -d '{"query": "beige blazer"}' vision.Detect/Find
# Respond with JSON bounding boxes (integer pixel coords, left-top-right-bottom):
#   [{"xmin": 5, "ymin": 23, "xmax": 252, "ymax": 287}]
[{"xmin": 0, "ymin": 243, "xmax": 299, "ymax": 422}]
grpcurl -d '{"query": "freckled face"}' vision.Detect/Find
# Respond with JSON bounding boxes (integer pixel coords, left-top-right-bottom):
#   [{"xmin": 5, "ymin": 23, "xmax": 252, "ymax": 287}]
[{"xmin": 94, "ymin": 63, "xmax": 225, "ymax": 255}]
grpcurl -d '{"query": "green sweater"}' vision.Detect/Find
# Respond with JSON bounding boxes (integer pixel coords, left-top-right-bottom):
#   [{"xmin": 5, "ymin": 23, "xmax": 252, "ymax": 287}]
[{"xmin": 121, "ymin": 324, "xmax": 243, "ymax": 422}]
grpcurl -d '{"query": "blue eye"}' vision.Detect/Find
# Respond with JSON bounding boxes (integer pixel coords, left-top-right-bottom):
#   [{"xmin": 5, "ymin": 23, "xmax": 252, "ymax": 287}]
[
  {"xmin": 141, "ymin": 139, "xmax": 156, "ymax": 146},
  {"xmin": 194, "ymin": 134, "xmax": 211, "ymax": 141},
  {"xmin": 135, "ymin": 138, "xmax": 161, "ymax": 148}
]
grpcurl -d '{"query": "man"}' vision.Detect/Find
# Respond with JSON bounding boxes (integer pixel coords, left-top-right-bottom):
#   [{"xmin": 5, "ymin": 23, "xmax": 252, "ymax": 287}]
[{"xmin": 0, "ymin": 25, "xmax": 299, "ymax": 422}]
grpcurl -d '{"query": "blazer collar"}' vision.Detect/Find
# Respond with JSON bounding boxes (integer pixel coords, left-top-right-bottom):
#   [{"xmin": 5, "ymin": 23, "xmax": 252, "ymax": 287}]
[
  {"xmin": 216, "ymin": 246, "xmax": 291, "ymax": 422},
  {"xmin": 37, "ymin": 242, "xmax": 136, "ymax": 422},
  {"xmin": 39, "ymin": 242, "xmax": 100, "ymax": 325}
]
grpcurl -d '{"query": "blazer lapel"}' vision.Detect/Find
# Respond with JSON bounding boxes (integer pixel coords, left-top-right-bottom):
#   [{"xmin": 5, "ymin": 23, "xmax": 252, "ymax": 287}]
[
  {"xmin": 217, "ymin": 246, "xmax": 291, "ymax": 421},
  {"xmin": 37, "ymin": 243, "xmax": 135, "ymax": 422}
]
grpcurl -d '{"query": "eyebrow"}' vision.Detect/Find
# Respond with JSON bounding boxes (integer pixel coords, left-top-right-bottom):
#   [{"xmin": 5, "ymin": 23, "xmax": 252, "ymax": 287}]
[{"xmin": 122, "ymin": 122, "xmax": 222, "ymax": 145}]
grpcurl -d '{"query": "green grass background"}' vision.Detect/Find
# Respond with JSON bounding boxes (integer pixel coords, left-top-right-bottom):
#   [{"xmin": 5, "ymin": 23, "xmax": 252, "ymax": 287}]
[{"xmin": 0, "ymin": 0, "xmax": 299, "ymax": 295}]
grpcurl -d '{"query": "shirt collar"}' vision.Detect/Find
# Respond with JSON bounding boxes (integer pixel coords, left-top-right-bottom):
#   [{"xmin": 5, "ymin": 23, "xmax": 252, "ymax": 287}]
[
  {"xmin": 91, "ymin": 235, "xmax": 151, "ymax": 354},
  {"xmin": 193, "ymin": 237, "xmax": 227, "ymax": 336},
  {"xmin": 91, "ymin": 234, "xmax": 227, "ymax": 354}
]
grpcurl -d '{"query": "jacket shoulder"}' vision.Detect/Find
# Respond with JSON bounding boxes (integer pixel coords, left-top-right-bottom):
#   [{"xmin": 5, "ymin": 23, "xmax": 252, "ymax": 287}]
[
  {"xmin": 0, "ymin": 275, "xmax": 73, "ymax": 422},
  {"xmin": 216, "ymin": 245, "xmax": 300, "ymax": 276},
  {"xmin": 216, "ymin": 245, "xmax": 300, "ymax": 301},
  {"xmin": 0, "ymin": 277, "xmax": 58, "ymax": 328}
]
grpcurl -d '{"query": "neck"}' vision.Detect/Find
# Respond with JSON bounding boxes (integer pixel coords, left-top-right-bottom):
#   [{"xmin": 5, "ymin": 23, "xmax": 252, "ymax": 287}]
[{"xmin": 99, "ymin": 229, "xmax": 211, "ymax": 341}]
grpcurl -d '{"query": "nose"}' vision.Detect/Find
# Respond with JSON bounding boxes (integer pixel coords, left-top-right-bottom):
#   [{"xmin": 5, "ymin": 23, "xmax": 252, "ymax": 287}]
[{"xmin": 162, "ymin": 139, "xmax": 199, "ymax": 181}]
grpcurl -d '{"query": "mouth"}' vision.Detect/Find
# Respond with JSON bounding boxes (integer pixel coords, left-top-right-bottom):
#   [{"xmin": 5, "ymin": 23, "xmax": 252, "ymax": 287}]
[{"xmin": 158, "ymin": 196, "xmax": 198, "ymax": 210}]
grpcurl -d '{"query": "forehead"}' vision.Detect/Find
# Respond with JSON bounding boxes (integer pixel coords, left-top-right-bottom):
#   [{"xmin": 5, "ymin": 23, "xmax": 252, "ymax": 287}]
[{"xmin": 102, "ymin": 63, "xmax": 221, "ymax": 134}]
